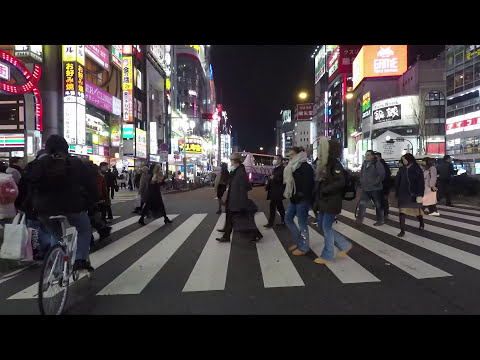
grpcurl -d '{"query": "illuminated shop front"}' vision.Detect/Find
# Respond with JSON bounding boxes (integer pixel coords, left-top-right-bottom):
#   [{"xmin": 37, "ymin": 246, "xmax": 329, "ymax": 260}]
[{"xmin": 0, "ymin": 46, "xmax": 43, "ymax": 163}]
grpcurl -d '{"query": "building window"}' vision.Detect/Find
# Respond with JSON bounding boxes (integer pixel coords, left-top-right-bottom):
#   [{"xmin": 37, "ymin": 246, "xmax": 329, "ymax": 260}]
[
  {"xmin": 454, "ymin": 71, "xmax": 464, "ymax": 90},
  {"xmin": 446, "ymin": 74, "xmax": 454, "ymax": 94},
  {"xmin": 455, "ymin": 47, "xmax": 464, "ymax": 67},
  {"xmin": 464, "ymin": 65, "xmax": 474, "ymax": 89}
]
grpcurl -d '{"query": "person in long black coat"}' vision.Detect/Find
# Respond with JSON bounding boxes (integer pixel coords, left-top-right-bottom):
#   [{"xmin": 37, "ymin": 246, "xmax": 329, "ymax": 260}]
[
  {"xmin": 264, "ymin": 154, "xmax": 286, "ymax": 228},
  {"xmin": 395, "ymin": 153, "xmax": 425, "ymax": 237},
  {"xmin": 138, "ymin": 165, "xmax": 172, "ymax": 226},
  {"xmin": 216, "ymin": 153, "xmax": 262, "ymax": 243}
]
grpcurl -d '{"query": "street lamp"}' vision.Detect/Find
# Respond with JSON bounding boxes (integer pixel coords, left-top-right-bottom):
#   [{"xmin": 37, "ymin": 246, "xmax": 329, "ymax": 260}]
[
  {"xmin": 345, "ymin": 93, "xmax": 354, "ymax": 100},
  {"xmin": 259, "ymin": 147, "xmax": 264, "ymax": 151},
  {"xmin": 298, "ymin": 92, "xmax": 308, "ymax": 100}
]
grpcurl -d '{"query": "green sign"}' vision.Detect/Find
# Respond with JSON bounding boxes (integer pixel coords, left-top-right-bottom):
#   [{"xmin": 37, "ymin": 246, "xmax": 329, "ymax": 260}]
[{"xmin": 123, "ymin": 124, "xmax": 134, "ymax": 139}]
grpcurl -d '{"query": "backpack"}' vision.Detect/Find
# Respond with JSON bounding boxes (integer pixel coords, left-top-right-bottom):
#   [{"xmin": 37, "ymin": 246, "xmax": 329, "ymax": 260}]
[
  {"xmin": 43, "ymin": 153, "xmax": 71, "ymax": 182},
  {"xmin": 342, "ymin": 168, "xmax": 357, "ymax": 201}
]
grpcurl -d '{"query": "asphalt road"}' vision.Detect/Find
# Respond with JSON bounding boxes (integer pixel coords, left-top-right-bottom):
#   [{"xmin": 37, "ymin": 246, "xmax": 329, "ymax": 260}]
[{"xmin": 1, "ymin": 185, "xmax": 480, "ymax": 315}]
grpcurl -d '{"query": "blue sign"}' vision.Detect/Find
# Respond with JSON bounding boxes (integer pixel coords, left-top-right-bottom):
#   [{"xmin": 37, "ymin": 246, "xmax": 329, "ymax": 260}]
[{"xmin": 209, "ymin": 64, "xmax": 213, "ymax": 80}]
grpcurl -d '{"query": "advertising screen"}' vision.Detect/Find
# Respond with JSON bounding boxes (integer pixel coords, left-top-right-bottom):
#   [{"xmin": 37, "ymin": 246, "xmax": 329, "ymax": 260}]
[
  {"xmin": 314, "ymin": 46, "xmax": 326, "ymax": 84},
  {"xmin": 353, "ymin": 45, "xmax": 408, "ymax": 90},
  {"xmin": 371, "ymin": 95, "xmax": 418, "ymax": 131}
]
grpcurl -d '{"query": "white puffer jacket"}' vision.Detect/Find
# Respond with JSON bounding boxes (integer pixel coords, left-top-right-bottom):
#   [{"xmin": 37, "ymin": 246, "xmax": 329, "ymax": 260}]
[{"xmin": 0, "ymin": 173, "xmax": 18, "ymax": 220}]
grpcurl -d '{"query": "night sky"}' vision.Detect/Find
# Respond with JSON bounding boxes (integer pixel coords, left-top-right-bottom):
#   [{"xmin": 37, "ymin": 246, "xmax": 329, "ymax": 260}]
[{"xmin": 211, "ymin": 45, "xmax": 445, "ymax": 154}]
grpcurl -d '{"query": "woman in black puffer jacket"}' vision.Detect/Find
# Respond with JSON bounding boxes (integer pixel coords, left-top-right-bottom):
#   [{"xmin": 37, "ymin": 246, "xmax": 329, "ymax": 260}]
[
  {"xmin": 312, "ymin": 138, "xmax": 352, "ymax": 265},
  {"xmin": 395, "ymin": 153, "xmax": 425, "ymax": 237}
]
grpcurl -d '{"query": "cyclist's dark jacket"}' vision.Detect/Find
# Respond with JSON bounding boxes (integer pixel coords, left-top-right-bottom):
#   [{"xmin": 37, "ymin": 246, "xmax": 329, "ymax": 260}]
[{"xmin": 24, "ymin": 153, "xmax": 98, "ymax": 216}]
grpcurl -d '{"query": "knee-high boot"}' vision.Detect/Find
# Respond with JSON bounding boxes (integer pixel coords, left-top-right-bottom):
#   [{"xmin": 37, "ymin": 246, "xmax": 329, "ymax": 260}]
[
  {"xmin": 417, "ymin": 215, "xmax": 424, "ymax": 230},
  {"xmin": 398, "ymin": 213, "xmax": 406, "ymax": 237}
]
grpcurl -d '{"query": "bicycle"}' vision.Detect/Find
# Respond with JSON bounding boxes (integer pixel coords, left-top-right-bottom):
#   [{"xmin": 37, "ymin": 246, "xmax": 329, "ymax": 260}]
[{"xmin": 38, "ymin": 215, "xmax": 92, "ymax": 315}]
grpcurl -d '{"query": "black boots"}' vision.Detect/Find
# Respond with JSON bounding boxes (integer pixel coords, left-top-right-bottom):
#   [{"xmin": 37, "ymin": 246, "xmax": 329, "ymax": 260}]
[
  {"xmin": 138, "ymin": 216, "xmax": 146, "ymax": 226},
  {"xmin": 417, "ymin": 215, "xmax": 425, "ymax": 230},
  {"xmin": 398, "ymin": 214, "xmax": 406, "ymax": 237},
  {"xmin": 164, "ymin": 217, "xmax": 172, "ymax": 224}
]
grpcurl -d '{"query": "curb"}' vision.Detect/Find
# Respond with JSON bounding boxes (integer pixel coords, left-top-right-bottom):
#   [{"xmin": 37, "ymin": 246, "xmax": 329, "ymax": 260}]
[{"xmin": 163, "ymin": 186, "xmax": 205, "ymax": 195}]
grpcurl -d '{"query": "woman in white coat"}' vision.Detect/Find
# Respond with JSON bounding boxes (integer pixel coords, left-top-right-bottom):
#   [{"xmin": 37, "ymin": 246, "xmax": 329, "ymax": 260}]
[{"xmin": 422, "ymin": 157, "xmax": 440, "ymax": 216}]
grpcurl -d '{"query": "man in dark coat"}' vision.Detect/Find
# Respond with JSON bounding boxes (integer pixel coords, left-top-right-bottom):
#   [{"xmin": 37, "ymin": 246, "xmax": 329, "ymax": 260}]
[
  {"xmin": 264, "ymin": 154, "xmax": 286, "ymax": 228},
  {"xmin": 216, "ymin": 153, "xmax": 262, "ymax": 243},
  {"xmin": 375, "ymin": 152, "xmax": 392, "ymax": 218},
  {"xmin": 25, "ymin": 135, "xmax": 98, "ymax": 272}
]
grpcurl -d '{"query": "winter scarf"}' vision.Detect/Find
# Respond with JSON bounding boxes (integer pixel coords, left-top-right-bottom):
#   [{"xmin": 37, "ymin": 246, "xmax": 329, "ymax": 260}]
[
  {"xmin": 316, "ymin": 136, "xmax": 329, "ymax": 181},
  {"xmin": 283, "ymin": 151, "xmax": 308, "ymax": 199}
]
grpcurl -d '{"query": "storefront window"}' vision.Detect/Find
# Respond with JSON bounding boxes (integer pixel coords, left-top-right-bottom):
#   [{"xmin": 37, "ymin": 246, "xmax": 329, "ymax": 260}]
[{"xmin": 465, "ymin": 137, "xmax": 474, "ymax": 153}]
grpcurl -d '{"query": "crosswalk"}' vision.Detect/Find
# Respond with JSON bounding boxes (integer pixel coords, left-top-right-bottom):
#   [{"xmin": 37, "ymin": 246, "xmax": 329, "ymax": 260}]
[{"xmin": 1, "ymin": 203, "xmax": 480, "ymax": 301}]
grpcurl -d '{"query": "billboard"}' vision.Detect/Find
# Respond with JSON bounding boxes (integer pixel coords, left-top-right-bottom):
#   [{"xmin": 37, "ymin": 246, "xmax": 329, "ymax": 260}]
[
  {"xmin": 371, "ymin": 95, "xmax": 419, "ymax": 131},
  {"xmin": 314, "ymin": 46, "xmax": 326, "ymax": 84},
  {"xmin": 296, "ymin": 104, "xmax": 314, "ymax": 121},
  {"xmin": 446, "ymin": 110, "xmax": 480, "ymax": 135},
  {"xmin": 282, "ymin": 110, "xmax": 292, "ymax": 124},
  {"xmin": 327, "ymin": 45, "xmax": 361, "ymax": 83},
  {"xmin": 362, "ymin": 92, "xmax": 371, "ymax": 119},
  {"xmin": 353, "ymin": 45, "xmax": 408, "ymax": 90}
]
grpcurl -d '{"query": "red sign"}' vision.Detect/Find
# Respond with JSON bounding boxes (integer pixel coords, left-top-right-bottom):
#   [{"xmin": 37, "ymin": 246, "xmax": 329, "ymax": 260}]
[
  {"xmin": 328, "ymin": 45, "xmax": 361, "ymax": 83},
  {"xmin": 446, "ymin": 117, "xmax": 480, "ymax": 133},
  {"xmin": 296, "ymin": 103, "xmax": 314, "ymax": 121},
  {"xmin": 0, "ymin": 50, "xmax": 43, "ymax": 131}
]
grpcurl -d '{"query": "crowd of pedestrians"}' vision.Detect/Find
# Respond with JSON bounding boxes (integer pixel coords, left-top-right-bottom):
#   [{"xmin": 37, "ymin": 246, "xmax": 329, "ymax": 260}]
[{"xmin": 212, "ymin": 143, "xmax": 459, "ymax": 265}]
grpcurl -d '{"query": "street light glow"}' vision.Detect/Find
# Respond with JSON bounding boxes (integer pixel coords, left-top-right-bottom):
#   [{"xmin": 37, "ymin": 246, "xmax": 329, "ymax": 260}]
[
  {"xmin": 260, "ymin": 147, "xmax": 264, "ymax": 151},
  {"xmin": 299, "ymin": 92, "xmax": 308, "ymax": 100},
  {"xmin": 346, "ymin": 93, "xmax": 354, "ymax": 100}
]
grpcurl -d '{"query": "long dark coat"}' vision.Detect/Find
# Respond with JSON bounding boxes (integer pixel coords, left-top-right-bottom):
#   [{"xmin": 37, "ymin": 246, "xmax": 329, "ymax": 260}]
[
  {"xmin": 395, "ymin": 163, "xmax": 425, "ymax": 209},
  {"xmin": 313, "ymin": 158, "xmax": 345, "ymax": 215},
  {"xmin": 266, "ymin": 165, "xmax": 285, "ymax": 201}
]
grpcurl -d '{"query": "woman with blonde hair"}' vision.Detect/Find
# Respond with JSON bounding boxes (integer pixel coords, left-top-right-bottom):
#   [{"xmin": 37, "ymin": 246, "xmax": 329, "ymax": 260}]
[{"xmin": 139, "ymin": 164, "xmax": 172, "ymax": 226}]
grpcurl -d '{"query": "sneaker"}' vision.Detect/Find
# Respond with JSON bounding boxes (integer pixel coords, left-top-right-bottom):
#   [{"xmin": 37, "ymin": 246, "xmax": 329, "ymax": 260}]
[
  {"xmin": 429, "ymin": 212, "xmax": 440, "ymax": 216},
  {"xmin": 373, "ymin": 222, "xmax": 384, "ymax": 226},
  {"xmin": 216, "ymin": 237, "xmax": 230, "ymax": 243},
  {"xmin": 312, "ymin": 221, "xmax": 318, "ymax": 226},
  {"xmin": 263, "ymin": 224, "xmax": 273, "ymax": 229}
]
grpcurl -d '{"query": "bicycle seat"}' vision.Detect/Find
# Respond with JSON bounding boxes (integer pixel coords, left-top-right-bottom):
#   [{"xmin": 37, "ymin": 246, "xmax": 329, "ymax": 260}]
[{"xmin": 49, "ymin": 216, "xmax": 68, "ymax": 221}]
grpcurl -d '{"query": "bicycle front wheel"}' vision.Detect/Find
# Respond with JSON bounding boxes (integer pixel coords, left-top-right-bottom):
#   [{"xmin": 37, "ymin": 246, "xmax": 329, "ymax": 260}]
[{"xmin": 38, "ymin": 244, "xmax": 69, "ymax": 315}]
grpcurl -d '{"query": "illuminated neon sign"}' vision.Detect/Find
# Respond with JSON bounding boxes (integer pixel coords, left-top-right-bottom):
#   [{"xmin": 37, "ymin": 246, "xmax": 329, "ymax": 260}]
[{"xmin": 0, "ymin": 50, "xmax": 43, "ymax": 131}]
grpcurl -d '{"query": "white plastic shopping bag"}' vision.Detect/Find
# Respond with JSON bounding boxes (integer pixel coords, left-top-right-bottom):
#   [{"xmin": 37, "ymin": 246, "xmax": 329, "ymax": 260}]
[{"xmin": 0, "ymin": 213, "xmax": 28, "ymax": 260}]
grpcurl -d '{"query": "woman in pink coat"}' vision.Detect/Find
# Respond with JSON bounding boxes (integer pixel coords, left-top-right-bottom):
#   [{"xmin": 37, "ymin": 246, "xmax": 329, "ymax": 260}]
[{"xmin": 422, "ymin": 157, "xmax": 440, "ymax": 216}]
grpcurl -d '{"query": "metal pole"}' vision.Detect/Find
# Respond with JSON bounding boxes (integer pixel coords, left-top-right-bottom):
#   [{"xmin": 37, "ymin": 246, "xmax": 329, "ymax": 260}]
[{"xmin": 183, "ymin": 130, "xmax": 187, "ymax": 189}]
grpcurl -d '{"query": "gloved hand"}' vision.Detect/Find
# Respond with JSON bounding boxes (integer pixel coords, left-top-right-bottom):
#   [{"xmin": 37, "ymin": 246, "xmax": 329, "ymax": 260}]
[{"xmin": 416, "ymin": 196, "xmax": 423, "ymax": 204}]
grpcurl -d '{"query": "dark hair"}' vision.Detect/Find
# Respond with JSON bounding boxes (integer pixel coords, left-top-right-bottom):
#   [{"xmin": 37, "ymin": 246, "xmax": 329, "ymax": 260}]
[
  {"xmin": 366, "ymin": 150, "xmax": 375, "ymax": 156},
  {"xmin": 424, "ymin": 157, "xmax": 435, "ymax": 169},
  {"xmin": 100, "ymin": 162, "xmax": 108, "ymax": 167},
  {"xmin": 443, "ymin": 155, "xmax": 451, "ymax": 161},
  {"xmin": 220, "ymin": 163, "xmax": 229, "ymax": 181},
  {"xmin": 45, "ymin": 135, "xmax": 69, "ymax": 155},
  {"xmin": 9, "ymin": 157, "xmax": 22, "ymax": 167},
  {"xmin": 402, "ymin": 153, "xmax": 416, "ymax": 165},
  {"xmin": 275, "ymin": 154, "xmax": 283, "ymax": 160},
  {"xmin": 375, "ymin": 152, "xmax": 382, "ymax": 158},
  {"xmin": 328, "ymin": 139, "xmax": 343, "ymax": 160},
  {"xmin": 0, "ymin": 162, "xmax": 7, "ymax": 173}
]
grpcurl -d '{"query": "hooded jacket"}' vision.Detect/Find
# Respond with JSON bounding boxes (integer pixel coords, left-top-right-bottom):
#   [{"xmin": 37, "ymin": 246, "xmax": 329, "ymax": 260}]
[
  {"xmin": 138, "ymin": 166, "xmax": 151, "ymax": 201},
  {"xmin": 360, "ymin": 159, "xmax": 385, "ymax": 192}
]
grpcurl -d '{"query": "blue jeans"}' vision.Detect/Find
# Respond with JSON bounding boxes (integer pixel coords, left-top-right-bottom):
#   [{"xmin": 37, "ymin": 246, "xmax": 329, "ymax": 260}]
[
  {"xmin": 357, "ymin": 190, "xmax": 384, "ymax": 223},
  {"xmin": 27, "ymin": 219, "xmax": 55, "ymax": 255},
  {"xmin": 285, "ymin": 202, "xmax": 310, "ymax": 252},
  {"xmin": 41, "ymin": 212, "xmax": 92, "ymax": 261},
  {"xmin": 317, "ymin": 213, "xmax": 352, "ymax": 261}
]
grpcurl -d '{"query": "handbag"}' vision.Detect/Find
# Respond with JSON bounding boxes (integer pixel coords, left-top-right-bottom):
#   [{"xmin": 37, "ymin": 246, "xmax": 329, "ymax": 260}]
[
  {"xmin": 0, "ymin": 213, "xmax": 28, "ymax": 260},
  {"xmin": 135, "ymin": 194, "xmax": 142, "ymax": 208}
]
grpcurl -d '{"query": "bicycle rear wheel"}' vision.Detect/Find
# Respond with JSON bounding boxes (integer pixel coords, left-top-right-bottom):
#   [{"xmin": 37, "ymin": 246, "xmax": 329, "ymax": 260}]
[{"xmin": 38, "ymin": 244, "xmax": 69, "ymax": 315}]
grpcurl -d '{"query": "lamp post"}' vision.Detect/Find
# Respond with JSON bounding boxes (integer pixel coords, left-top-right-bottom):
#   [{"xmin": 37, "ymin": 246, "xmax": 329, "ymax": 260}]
[{"xmin": 181, "ymin": 113, "xmax": 189, "ymax": 188}]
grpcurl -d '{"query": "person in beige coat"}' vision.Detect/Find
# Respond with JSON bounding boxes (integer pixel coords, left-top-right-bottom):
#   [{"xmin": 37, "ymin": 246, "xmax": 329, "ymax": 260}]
[{"xmin": 422, "ymin": 157, "xmax": 440, "ymax": 216}]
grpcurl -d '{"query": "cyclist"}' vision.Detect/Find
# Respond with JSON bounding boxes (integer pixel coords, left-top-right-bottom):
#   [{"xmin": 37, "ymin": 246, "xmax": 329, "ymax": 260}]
[{"xmin": 24, "ymin": 135, "xmax": 98, "ymax": 272}]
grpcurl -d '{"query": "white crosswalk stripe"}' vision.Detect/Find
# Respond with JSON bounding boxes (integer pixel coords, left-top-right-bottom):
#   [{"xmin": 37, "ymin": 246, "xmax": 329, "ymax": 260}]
[
  {"xmin": 183, "ymin": 214, "xmax": 232, "ymax": 292},
  {"xmin": 98, "ymin": 214, "xmax": 207, "ymax": 295},
  {"xmin": 255, "ymin": 213, "xmax": 304, "ymax": 288},
  {"xmin": 7, "ymin": 206, "xmax": 480, "ymax": 301},
  {"xmin": 428, "ymin": 208, "xmax": 480, "ymax": 223},
  {"xmin": 437, "ymin": 205, "xmax": 480, "ymax": 216}
]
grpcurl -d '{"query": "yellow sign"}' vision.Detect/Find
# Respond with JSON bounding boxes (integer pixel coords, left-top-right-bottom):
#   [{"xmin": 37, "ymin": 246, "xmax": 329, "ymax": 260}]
[
  {"xmin": 188, "ymin": 45, "xmax": 201, "ymax": 53},
  {"xmin": 76, "ymin": 45, "xmax": 85, "ymax": 65},
  {"xmin": 92, "ymin": 133, "xmax": 99, "ymax": 145},
  {"xmin": 122, "ymin": 56, "xmax": 133, "ymax": 91},
  {"xmin": 63, "ymin": 45, "xmax": 76, "ymax": 62},
  {"xmin": 166, "ymin": 77, "xmax": 171, "ymax": 91}
]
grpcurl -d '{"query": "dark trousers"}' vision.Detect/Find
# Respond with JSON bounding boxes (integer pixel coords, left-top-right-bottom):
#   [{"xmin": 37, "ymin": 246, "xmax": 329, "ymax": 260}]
[
  {"xmin": 102, "ymin": 204, "xmax": 113, "ymax": 220},
  {"xmin": 223, "ymin": 210, "xmax": 262, "ymax": 240},
  {"xmin": 383, "ymin": 188, "xmax": 391, "ymax": 216},
  {"xmin": 268, "ymin": 199, "xmax": 285, "ymax": 225},
  {"xmin": 108, "ymin": 186, "xmax": 115, "ymax": 199},
  {"xmin": 438, "ymin": 179, "xmax": 452, "ymax": 206}
]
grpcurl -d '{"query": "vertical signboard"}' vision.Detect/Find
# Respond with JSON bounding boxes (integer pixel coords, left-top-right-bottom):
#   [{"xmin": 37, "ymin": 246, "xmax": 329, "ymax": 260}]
[
  {"xmin": 314, "ymin": 45, "xmax": 326, "ymax": 84},
  {"xmin": 62, "ymin": 45, "xmax": 86, "ymax": 145},
  {"xmin": 150, "ymin": 122, "xmax": 157, "ymax": 154},
  {"xmin": 112, "ymin": 45, "xmax": 122, "ymax": 68},
  {"xmin": 122, "ymin": 55, "xmax": 133, "ymax": 123}
]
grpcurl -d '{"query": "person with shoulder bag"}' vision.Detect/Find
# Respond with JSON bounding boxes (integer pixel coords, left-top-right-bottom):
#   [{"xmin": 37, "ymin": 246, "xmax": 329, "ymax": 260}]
[
  {"xmin": 422, "ymin": 157, "xmax": 440, "ymax": 216},
  {"xmin": 312, "ymin": 138, "xmax": 352, "ymax": 264}
]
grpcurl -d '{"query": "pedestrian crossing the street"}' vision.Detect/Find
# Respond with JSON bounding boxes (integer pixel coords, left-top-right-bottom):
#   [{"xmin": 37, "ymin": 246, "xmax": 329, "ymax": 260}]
[{"xmin": 2, "ymin": 204, "xmax": 480, "ymax": 302}]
